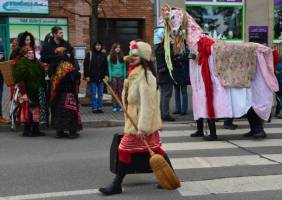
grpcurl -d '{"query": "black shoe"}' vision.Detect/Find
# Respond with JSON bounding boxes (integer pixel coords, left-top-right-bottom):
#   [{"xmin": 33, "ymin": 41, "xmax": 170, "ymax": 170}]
[
  {"xmin": 223, "ymin": 124, "xmax": 238, "ymax": 130},
  {"xmin": 99, "ymin": 176, "xmax": 123, "ymax": 196},
  {"xmin": 243, "ymin": 131, "xmax": 254, "ymax": 137},
  {"xmin": 162, "ymin": 116, "xmax": 175, "ymax": 122},
  {"xmin": 190, "ymin": 130, "xmax": 204, "ymax": 137},
  {"xmin": 56, "ymin": 131, "xmax": 68, "ymax": 139},
  {"xmin": 156, "ymin": 184, "xmax": 164, "ymax": 189},
  {"xmin": 203, "ymin": 134, "xmax": 218, "ymax": 141},
  {"xmin": 22, "ymin": 132, "xmax": 30, "ymax": 137},
  {"xmin": 68, "ymin": 132, "xmax": 80, "ymax": 139},
  {"xmin": 92, "ymin": 110, "xmax": 98, "ymax": 114},
  {"xmin": 99, "ymin": 185, "xmax": 122, "ymax": 196},
  {"xmin": 173, "ymin": 111, "xmax": 181, "ymax": 115},
  {"xmin": 97, "ymin": 110, "xmax": 104, "ymax": 114},
  {"xmin": 180, "ymin": 112, "xmax": 187, "ymax": 116},
  {"xmin": 32, "ymin": 131, "xmax": 46, "ymax": 137},
  {"xmin": 253, "ymin": 130, "xmax": 267, "ymax": 139}
]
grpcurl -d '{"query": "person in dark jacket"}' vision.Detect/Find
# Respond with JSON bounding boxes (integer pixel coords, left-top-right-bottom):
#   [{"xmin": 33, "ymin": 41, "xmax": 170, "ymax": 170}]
[
  {"xmin": 83, "ymin": 41, "xmax": 108, "ymax": 113},
  {"xmin": 40, "ymin": 26, "xmax": 74, "ymax": 76},
  {"xmin": 50, "ymin": 47, "xmax": 82, "ymax": 139},
  {"xmin": 172, "ymin": 47, "xmax": 190, "ymax": 115},
  {"xmin": 154, "ymin": 27, "xmax": 175, "ymax": 122}
]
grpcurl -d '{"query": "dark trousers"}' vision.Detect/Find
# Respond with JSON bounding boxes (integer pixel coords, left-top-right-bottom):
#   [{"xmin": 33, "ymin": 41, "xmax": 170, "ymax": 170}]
[
  {"xmin": 111, "ymin": 77, "xmax": 124, "ymax": 105},
  {"xmin": 275, "ymin": 93, "xmax": 282, "ymax": 114},
  {"xmin": 160, "ymin": 83, "xmax": 173, "ymax": 118},
  {"xmin": 196, "ymin": 118, "xmax": 216, "ymax": 135}
]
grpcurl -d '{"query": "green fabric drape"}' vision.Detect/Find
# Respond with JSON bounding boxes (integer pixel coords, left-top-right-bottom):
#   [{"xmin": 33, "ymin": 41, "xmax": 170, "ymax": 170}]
[{"xmin": 14, "ymin": 57, "xmax": 44, "ymax": 103}]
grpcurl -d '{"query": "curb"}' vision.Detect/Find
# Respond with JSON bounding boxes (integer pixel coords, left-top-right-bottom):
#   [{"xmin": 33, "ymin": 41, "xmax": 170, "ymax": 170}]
[
  {"xmin": 0, "ymin": 120, "xmax": 125, "ymax": 132},
  {"xmin": 0, "ymin": 119, "xmax": 197, "ymax": 132}
]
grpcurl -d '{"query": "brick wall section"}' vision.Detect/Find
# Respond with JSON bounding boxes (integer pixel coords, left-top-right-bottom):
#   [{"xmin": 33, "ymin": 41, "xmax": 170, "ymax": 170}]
[
  {"xmin": 49, "ymin": 0, "xmax": 154, "ymax": 49},
  {"xmin": 49, "ymin": 0, "xmax": 90, "ymax": 48}
]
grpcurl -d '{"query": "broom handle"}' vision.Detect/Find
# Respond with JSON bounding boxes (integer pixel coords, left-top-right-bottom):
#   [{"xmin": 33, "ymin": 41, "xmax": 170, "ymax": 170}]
[{"xmin": 103, "ymin": 79, "xmax": 155, "ymax": 156}]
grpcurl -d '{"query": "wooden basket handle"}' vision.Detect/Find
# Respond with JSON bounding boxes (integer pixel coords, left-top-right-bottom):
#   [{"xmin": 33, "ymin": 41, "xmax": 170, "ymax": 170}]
[{"xmin": 103, "ymin": 79, "xmax": 155, "ymax": 156}]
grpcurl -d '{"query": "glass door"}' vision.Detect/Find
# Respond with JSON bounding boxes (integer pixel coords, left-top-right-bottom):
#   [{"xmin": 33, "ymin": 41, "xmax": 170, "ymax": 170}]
[{"xmin": 0, "ymin": 24, "xmax": 9, "ymax": 60}]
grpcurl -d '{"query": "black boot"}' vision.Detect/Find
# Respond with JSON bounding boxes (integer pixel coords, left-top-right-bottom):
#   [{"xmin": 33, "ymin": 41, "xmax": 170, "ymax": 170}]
[
  {"xmin": 252, "ymin": 112, "xmax": 267, "ymax": 139},
  {"xmin": 204, "ymin": 119, "xmax": 218, "ymax": 141},
  {"xmin": 23, "ymin": 123, "xmax": 31, "ymax": 137},
  {"xmin": 99, "ymin": 162, "xmax": 127, "ymax": 195},
  {"xmin": 246, "ymin": 108, "xmax": 267, "ymax": 139},
  {"xmin": 31, "ymin": 123, "xmax": 45, "ymax": 137},
  {"xmin": 190, "ymin": 119, "xmax": 204, "ymax": 137},
  {"xmin": 244, "ymin": 110, "xmax": 255, "ymax": 137}
]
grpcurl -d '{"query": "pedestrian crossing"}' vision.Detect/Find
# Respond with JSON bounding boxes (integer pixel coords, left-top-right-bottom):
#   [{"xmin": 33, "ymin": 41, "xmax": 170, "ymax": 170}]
[{"xmin": 161, "ymin": 118, "xmax": 282, "ymax": 197}]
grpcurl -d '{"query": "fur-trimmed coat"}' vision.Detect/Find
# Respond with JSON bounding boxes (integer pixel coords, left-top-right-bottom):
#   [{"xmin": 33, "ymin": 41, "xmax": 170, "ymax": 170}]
[{"xmin": 122, "ymin": 66, "xmax": 162, "ymax": 135}]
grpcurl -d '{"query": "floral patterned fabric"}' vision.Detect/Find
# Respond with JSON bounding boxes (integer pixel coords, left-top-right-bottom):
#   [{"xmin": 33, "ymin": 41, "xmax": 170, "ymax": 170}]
[
  {"xmin": 214, "ymin": 42, "xmax": 258, "ymax": 88},
  {"xmin": 50, "ymin": 61, "xmax": 75, "ymax": 100}
]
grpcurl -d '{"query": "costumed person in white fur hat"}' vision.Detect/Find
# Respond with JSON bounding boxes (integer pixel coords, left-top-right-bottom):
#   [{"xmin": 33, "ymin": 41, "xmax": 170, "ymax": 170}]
[{"xmin": 99, "ymin": 41, "xmax": 174, "ymax": 195}]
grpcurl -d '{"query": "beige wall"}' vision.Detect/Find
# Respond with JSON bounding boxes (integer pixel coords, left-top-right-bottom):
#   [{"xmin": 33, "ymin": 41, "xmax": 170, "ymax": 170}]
[
  {"xmin": 160, "ymin": 0, "xmax": 185, "ymax": 8},
  {"xmin": 245, "ymin": 0, "xmax": 273, "ymax": 45}
]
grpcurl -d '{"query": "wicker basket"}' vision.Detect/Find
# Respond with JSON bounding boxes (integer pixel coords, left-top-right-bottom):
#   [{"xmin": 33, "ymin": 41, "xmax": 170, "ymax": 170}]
[{"xmin": 0, "ymin": 60, "xmax": 15, "ymax": 86}]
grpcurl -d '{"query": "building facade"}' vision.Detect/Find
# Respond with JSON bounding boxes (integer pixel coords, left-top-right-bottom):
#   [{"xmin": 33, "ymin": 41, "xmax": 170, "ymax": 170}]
[
  {"xmin": 0, "ymin": 0, "xmax": 280, "ymax": 60},
  {"xmin": 0, "ymin": 0, "xmax": 156, "ymax": 59}
]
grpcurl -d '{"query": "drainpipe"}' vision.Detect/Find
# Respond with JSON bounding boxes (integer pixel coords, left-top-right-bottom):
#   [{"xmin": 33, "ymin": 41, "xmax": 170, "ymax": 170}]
[{"xmin": 154, "ymin": 0, "xmax": 160, "ymax": 27}]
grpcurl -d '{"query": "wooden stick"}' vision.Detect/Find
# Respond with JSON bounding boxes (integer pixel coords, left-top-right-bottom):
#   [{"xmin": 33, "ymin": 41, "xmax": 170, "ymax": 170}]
[{"xmin": 103, "ymin": 79, "xmax": 155, "ymax": 156}]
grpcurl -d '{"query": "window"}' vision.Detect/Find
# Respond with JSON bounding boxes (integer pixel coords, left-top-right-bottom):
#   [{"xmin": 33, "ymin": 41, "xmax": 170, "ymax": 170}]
[{"xmin": 98, "ymin": 19, "xmax": 144, "ymax": 53}]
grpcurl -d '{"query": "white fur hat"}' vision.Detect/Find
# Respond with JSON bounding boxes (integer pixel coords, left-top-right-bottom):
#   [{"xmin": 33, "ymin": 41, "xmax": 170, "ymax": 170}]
[{"xmin": 129, "ymin": 41, "xmax": 152, "ymax": 61}]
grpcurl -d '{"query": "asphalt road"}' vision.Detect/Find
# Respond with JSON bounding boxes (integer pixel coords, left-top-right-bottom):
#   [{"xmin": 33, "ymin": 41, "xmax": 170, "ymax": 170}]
[{"xmin": 1, "ymin": 119, "xmax": 282, "ymax": 200}]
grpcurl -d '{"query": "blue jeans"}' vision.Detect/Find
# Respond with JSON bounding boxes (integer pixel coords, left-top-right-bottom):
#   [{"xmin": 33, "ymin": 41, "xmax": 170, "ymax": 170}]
[
  {"xmin": 174, "ymin": 85, "xmax": 188, "ymax": 113},
  {"xmin": 90, "ymin": 81, "xmax": 104, "ymax": 111},
  {"xmin": 224, "ymin": 118, "xmax": 234, "ymax": 126},
  {"xmin": 276, "ymin": 93, "xmax": 282, "ymax": 114}
]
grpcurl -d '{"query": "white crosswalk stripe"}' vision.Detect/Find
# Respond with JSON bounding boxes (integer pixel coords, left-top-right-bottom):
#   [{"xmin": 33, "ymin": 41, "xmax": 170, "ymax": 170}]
[
  {"xmin": 179, "ymin": 175, "xmax": 282, "ymax": 197},
  {"xmin": 161, "ymin": 128, "xmax": 282, "ymax": 137},
  {"xmin": 160, "ymin": 118, "xmax": 282, "ymax": 197}
]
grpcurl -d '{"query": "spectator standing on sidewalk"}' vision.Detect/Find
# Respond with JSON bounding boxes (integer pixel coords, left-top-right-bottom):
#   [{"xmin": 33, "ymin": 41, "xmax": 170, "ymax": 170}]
[
  {"xmin": 14, "ymin": 47, "xmax": 46, "ymax": 137},
  {"xmin": 172, "ymin": 47, "xmax": 190, "ymax": 116},
  {"xmin": 108, "ymin": 43, "xmax": 126, "ymax": 112},
  {"xmin": 50, "ymin": 47, "xmax": 82, "ymax": 139},
  {"xmin": 41, "ymin": 26, "xmax": 74, "ymax": 76},
  {"xmin": 83, "ymin": 41, "xmax": 108, "ymax": 113},
  {"xmin": 275, "ymin": 56, "xmax": 282, "ymax": 118},
  {"xmin": 0, "ymin": 52, "xmax": 10, "ymax": 124},
  {"xmin": 154, "ymin": 26, "xmax": 175, "ymax": 122}
]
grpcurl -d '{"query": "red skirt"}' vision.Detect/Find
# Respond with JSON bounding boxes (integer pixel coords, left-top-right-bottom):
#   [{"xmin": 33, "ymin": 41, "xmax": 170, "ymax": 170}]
[{"xmin": 118, "ymin": 130, "xmax": 165, "ymax": 164}]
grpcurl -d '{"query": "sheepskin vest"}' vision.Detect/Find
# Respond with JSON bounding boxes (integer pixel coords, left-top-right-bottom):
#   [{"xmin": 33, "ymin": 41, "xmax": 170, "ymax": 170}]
[{"xmin": 122, "ymin": 66, "xmax": 162, "ymax": 135}]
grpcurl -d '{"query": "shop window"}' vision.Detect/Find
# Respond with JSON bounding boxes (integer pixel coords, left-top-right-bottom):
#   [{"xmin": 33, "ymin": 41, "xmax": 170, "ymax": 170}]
[{"xmin": 186, "ymin": 5, "xmax": 244, "ymax": 41}]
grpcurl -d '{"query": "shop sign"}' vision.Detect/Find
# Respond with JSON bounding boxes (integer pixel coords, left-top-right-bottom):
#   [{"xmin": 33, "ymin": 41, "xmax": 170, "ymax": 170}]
[
  {"xmin": 0, "ymin": 0, "xmax": 48, "ymax": 14},
  {"xmin": 274, "ymin": 0, "xmax": 282, "ymax": 5},
  {"xmin": 249, "ymin": 26, "xmax": 268, "ymax": 45},
  {"xmin": 9, "ymin": 18, "xmax": 67, "ymax": 25},
  {"xmin": 186, "ymin": 0, "xmax": 244, "ymax": 4}
]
